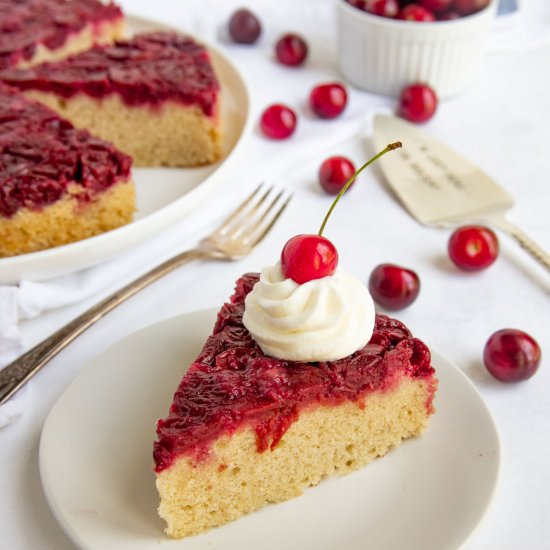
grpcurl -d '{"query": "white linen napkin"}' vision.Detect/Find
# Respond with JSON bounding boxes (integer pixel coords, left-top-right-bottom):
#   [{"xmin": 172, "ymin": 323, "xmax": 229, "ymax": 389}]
[{"xmin": 0, "ymin": 287, "xmax": 27, "ymax": 427}]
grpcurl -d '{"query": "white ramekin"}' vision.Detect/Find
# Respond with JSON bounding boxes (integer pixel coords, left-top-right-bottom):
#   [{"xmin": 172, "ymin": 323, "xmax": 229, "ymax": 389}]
[{"xmin": 336, "ymin": 0, "xmax": 497, "ymax": 98}]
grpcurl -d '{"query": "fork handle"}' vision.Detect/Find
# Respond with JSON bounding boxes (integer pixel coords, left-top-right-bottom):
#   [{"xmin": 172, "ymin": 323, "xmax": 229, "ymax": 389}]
[
  {"xmin": 486, "ymin": 214, "xmax": 550, "ymax": 272},
  {"xmin": 0, "ymin": 248, "xmax": 205, "ymax": 406}
]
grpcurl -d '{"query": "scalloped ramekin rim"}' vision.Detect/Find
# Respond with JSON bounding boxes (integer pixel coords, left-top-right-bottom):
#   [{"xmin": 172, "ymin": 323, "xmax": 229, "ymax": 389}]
[{"xmin": 337, "ymin": 0, "xmax": 497, "ymax": 29}]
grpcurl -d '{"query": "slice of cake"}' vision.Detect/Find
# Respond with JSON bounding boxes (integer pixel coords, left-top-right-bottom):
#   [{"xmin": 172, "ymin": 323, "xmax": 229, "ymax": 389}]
[
  {"xmin": 154, "ymin": 272, "xmax": 437, "ymax": 539},
  {"xmin": 0, "ymin": 0, "xmax": 124, "ymax": 70},
  {"xmin": 0, "ymin": 32, "xmax": 222, "ymax": 167},
  {"xmin": 0, "ymin": 83, "xmax": 134, "ymax": 257}
]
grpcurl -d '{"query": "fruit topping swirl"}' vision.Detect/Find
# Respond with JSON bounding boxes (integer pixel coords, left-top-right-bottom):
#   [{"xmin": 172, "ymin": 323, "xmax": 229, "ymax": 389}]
[{"xmin": 242, "ymin": 262, "xmax": 375, "ymax": 362}]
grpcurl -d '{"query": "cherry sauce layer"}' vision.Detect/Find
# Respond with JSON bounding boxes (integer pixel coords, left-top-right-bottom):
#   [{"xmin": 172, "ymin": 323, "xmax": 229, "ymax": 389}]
[
  {"xmin": 0, "ymin": 0, "xmax": 122, "ymax": 71},
  {"xmin": 0, "ymin": 32, "xmax": 220, "ymax": 115}
]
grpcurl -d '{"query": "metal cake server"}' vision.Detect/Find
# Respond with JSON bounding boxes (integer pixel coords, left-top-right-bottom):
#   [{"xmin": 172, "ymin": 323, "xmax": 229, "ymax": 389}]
[{"xmin": 373, "ymin": 114, "xmax": 550, "ymax": 272}]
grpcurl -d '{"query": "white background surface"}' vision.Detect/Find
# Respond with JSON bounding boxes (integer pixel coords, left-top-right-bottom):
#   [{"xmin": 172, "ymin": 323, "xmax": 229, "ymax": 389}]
[{"xmin": 1, "ymin": 0, "xmax": 550, "ymax": 548}]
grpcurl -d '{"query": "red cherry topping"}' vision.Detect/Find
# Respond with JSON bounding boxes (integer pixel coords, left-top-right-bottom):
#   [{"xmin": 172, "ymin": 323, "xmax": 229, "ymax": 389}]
[
  {"xmin": 260, "ymin": 104, "xmax": 297, "ymax": 139},
  {"xmin": 398, "ymin": 83, "xmax": 437, "ymax": 123},
  {"xmin": 280, "ymin": 143, "xmax": 402, "ymax": 285},
  {"xmin": 319, "ymin": 156, "xmax": 356, "ymax": 195},
  {"xmin": 400, "ymin": 4, "xmax": 436, "ymax": 21},
  {"xmin": 281, "ymin": 234, "xmax": 339, "ymax": 284},
  {"xmin": 275, "ymin": 33, "xmax": 308, "ymax": 66},
  {"xmin": 310, "ymin": 83, "xmax": 348, "ymax": 119},
  {"xmin": 484, "ymin": 329, "xmax": 541, "ymax": 382},
  {"xmin": 419, "ymin": 0, "xmax": 453, "ymax": 13},
  {"xmin": 368, "ymin": 264, "xmax": 421, "ymax": 310},
  {"xmin": 448, "ymin": 225, "xmax": 499, "ymax": 271},
  {"xmin": 228, "ymin": 9, "xmax": 262, "ymax": 44},
  {"xmin": 453, "ymin": 0, "xmax": 490, "ymax": 16}
]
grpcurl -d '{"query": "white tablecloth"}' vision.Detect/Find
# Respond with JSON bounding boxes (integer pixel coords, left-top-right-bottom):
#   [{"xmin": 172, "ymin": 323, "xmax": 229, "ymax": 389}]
[{"xmin": 1, "ymin": 1, "xmax": 549, "ymax": 548}]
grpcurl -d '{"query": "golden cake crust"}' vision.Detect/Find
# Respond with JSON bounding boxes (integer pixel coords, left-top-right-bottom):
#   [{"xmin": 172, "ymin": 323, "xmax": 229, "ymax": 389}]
[
  {"xmin": 156, "ymin": 376, "xmax": 434, "ymax": 539},
  {"xmin": 24, "ymin": 92, "xmax": 222, "ymax": 167},
  {"xmin": 0, "ymin": 178, "xmax": 135, "ymax": 257}
]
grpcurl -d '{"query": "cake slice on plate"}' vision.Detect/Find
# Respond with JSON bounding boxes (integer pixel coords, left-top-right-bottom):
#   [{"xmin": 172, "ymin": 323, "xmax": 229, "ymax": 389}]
[
  {"xmin": 154, "ymin": 144, "xmax": 436, "ymax": 539},
  {"xmin": 0, "ymin": 83, "xmax": 134, "ymax": 257},
  {"xmin": 154, "ymin": 271, "xmax": 437, "ymax": 539},
  {"xmin": 0, "ymin": 0, "xmax": 124, "ymax": 70},
  {"xmin": 0, "ymin": 32, "xmax": 222, "ymax": 167}
]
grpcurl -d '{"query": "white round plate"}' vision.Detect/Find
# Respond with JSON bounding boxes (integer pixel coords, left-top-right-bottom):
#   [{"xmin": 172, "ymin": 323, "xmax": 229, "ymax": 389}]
[
  {"xmin": 0, "ymin": 16, "xmax": 251, "ymax": 284},
  {"xmin": 40, "ymin": 309, "xmax": 500, "ymax": 550}
]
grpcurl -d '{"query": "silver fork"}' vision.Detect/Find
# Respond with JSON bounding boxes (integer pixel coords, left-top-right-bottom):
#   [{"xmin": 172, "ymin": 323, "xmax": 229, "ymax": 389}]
[{"xmin": 0, "ymin": 184, "xmax": 291, "ymax": 405}]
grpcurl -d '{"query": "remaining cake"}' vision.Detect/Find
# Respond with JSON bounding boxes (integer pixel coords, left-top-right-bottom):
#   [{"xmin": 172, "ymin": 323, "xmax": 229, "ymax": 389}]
[
  {"xmin": 0, "ymin": 0, "xmax": 124, "ymax": 70},
  {"xmin": 0, "ymin": 83, "xmax": 134, "ymax": 257},
  {"xmin": 0, "ymin": 32, "xmax": 222, "ymax": 167},
  {"xmin": 154, "ymin": 273, "xmax": 437, "ymax": 539}
]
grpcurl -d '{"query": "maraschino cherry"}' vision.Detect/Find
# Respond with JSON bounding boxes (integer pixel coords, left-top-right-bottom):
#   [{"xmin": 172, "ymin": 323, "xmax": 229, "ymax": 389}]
[
  {"xmin": 275, "ymin": 33, "xmax": 308, "ymax": 66},
  {"xmin": 281, "ymin": 235, "xmax": 338, "ymax": 284},
  {"xmin": 448, "ymin": 225, "xmax": 499, "ymax": 271},
  {"xmin": 281, "ymin": 142, "xmax": 402, "ymax": 284},
  {"xmin": 400, "ymin": 4, "xmax": 436, "ymax": 21},
  {"xmin": 484, "ymin": 329, "xmax": 541, "ymax": 382},
  {"xmin": 260, "ymin": 104, "xmax": 297, "ymax": 139},
  {"xmin": 368, "ymin": 0, "xmax": 400, "ymax": 17},
  {"xmin": 228, "ymin": 8, "xmax": 262, "ymax": 44},
  {"xmin": 454, "ymin": 0, "xmax": 490, "ymax": 16},
  {"xmin": 368, "ymin": 264, "xmax": 420, "ymax": 310},
  {"xmin": 419, "ymin": 0, "xmax": 453, "ymax": 13},
  {"xmin": 318, "ymin": 156, "xmax": 356, "ymax": 195},
  {"xmin": 398, "ymin": 83, "xmax": 438, "ymax": 123},
  {"xmin": 310, "ymin": 83, "xmax": 348, "ymax": 119}
]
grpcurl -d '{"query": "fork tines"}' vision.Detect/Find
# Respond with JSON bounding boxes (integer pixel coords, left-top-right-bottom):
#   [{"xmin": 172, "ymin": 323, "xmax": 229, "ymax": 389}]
[{"xmin": 218, "ymin": 184, "xmax": 292, "ymax": 247}]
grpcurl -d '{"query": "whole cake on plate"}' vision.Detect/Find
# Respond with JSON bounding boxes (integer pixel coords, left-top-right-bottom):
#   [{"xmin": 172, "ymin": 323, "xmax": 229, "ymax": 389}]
[
  {"xmin": 0, "ymin": 0, "xmax": 124, "ymax": 70},
  {"xmin": 154, "ymin": 231, "xmax": 437, "ymax": 538},
  {"xmin": 0, "ymin": 32, "xmax": 222, "ymax": 167},
  {"xmin": 0, "ymin": 83, "xmax": 134, "ymax": 257}
]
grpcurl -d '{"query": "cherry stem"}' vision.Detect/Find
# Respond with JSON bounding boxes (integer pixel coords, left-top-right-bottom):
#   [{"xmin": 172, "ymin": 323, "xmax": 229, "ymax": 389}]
[{"xmin": 318, "ymin": 142, "xmax": 402, "ymax": 237}]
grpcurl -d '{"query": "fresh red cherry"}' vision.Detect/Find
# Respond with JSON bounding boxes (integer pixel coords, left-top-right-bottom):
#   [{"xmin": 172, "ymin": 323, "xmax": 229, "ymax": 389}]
[
  {"xmin": 310, "ymin": 83, "xmax": 348, "ymax": 119},
  {"xmin": 419, "ymin": 0, "xmax": 452, "ymax": 13},
  {"xmin": 260, "ymin": 104, "xmax": 297, "ymax": 139},
  {"xmin": 228, "ymin": 8, "xmax": 262, "ymax": 44},
  {"xmin": 448, "ymin": 225, "xmax": 499, "ymax": 271},
  {"xmin": 367, "ymin": 0, "xmax": 400, "ymax": 17},
  {"xmin": 398, "ymin": 83, "xmax": 437, "ymax": 123},
  {"xmin": 281, "ymin": 235, "xmax": 339, "ymax": 284},
  {"xmin": 453, "ymin": 0, "xmax": 490, "ymax": 16},
  {"xmin": 368, "ymin": 264, "xmax": 420, "ymax": 310},
  {"xmin": 275, "ymin": 33, "xmax": 308, "ymax": 66},
  {"xmin": 484, "ymin": 329, "xmax": 541, "ymax": 382},
  {"xmin": 400, "ymin": 4, "xmax": 436, "ymax": 21},
  {"xmin": 319, "ymin": 156, "xmax": 356, "ymax": 195}
]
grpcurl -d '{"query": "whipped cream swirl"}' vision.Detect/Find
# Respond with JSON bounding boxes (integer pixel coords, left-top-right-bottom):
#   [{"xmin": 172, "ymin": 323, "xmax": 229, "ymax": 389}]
[{"xmin": 243, "ymin": 263, "xmax": 375, "ymax": 362}]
